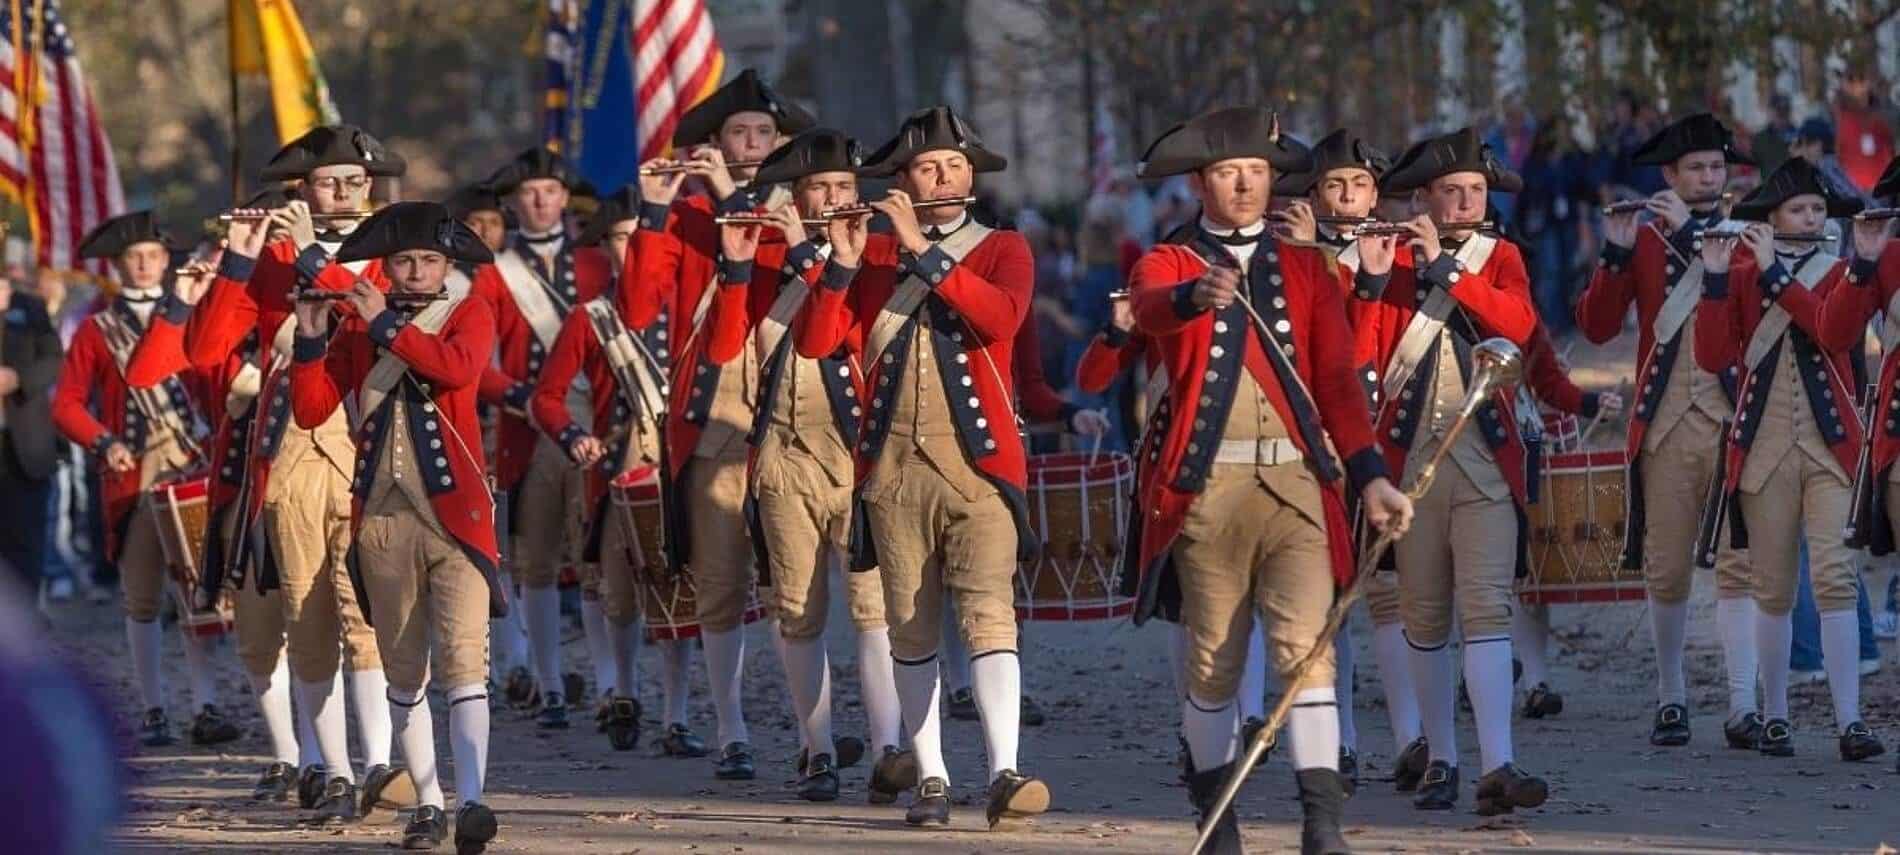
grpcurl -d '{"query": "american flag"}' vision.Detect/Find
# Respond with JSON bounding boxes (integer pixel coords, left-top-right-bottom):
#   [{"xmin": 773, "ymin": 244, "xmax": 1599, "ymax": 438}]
[
  {"xmin": 544, "ymin": 0, "xmax": 724, "ymax": 175},
  {"xmin": 0, "ymin": 0, "xmax": 124, "ymax": 272}
]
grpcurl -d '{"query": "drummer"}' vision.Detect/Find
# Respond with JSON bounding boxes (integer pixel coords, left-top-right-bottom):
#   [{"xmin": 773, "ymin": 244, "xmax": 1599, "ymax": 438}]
[{"xmin": 50, "ymin": 211, "xmax": 242, "ymax": 750}]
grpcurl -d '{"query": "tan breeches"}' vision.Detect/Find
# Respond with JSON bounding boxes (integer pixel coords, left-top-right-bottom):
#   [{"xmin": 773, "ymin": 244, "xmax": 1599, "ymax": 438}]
[
  {"xmin": 513, "ymin": 439, "xmax": 586, "ymax": 589},
  {"xmin": 1393, "ymin": 465, "xmax": 1519, "ymax": 645},
  {"xmin": 685, "ymin": 455, "xmax": 757, "ymax": 633},
  {"xmin": 1739, "ymin": 450, "xmax": 1857, "ymax": 616},
  {"xmin": 265, "ymin": 455, "xmax": 379, "ymax": 682},
  {"xmin": 355, "ymin": 513, "xmax": 491, "ymax": 692},
  {"xmin": 1641, "ymin": 415, "xmax": 1751, "ymax": 603},
  {"xmin": 753, "ymin": 445, "xmax": 886, "ymax": 640}
]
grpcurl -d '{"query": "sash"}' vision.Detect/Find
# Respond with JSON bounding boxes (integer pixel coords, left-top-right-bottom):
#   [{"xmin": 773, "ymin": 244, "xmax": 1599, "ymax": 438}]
[
  {"xmin": 1377, "ymin": 233, "xmax": 1499, "ymax": 407},
  {"xmin": 444, "ymin": 266, "xmax": 472, "ymax": 301},
  {"xmin": 755, "ymin": 276, "xmax": 812, "ymax": 358},
  {"xmin": 493, "ymin": 249, "xmax": 569, "ymax": 351},
  {"xmin": 1333, "ymin": 240, "xmax": 1361, "ymax": 274},
  {"xmin": 1650, "ymin": 257, "xmax": 1706, "ymax": 346},
  {"xmin": 1741, "ymin": 251, "xmax": 1835, "ymax": 373},
  {"xmin": 359, "ymin": 296, "xmax": 463, "ymax": 423},
  {"xmin": 863, "ymin": 222, "xmax": 996, "ymax": 368},
  {"xmin": 225, "ymin": 361, "xmax": 262, "ymax": 419},
  {"xmin": 582, "ymin": 297, "xmax": 668, "ymax": 423},
  {"xmin": 95, "ymin": 309, "xmax": 200, "ymax": 445}
]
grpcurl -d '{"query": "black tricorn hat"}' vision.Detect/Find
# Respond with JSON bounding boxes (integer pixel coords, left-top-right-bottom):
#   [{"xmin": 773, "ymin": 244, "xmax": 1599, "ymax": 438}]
[
  {"xmin": 859, "ymin": 106, "xmax": 1007, "ymax": 178},
  {"xmin": 1729, "ymin": 156, "xmax": 1864, "ymax": 222},
  {"xmin": 1137, "ymin": 107, "xmax": 1310, "ymax": 179},
  {"xmin": 575, "ymin": 186, "xmax": 640, "ymax": 247},
  {"xmin": 1274, "ymin": 128, "xmax": 1389, "ymax": 197},
  {"xmin": 335, "ymin": 201, "xmax": 494, "ymax": 265},
  {"xmin": 1630, "ymin": 113, "xmax": 1754, "ymax": 167},
  {"xmin": 1381, "ymin": 127, "xmax": 1523, "ymax": 194},
  {"xmin": 241, "ymin": 186, "xmax": 296, "ymax": 210},
  {"xmin": 258, "ymin": 125, "xmax": 406, "ymax": 182},
  {"xmin": 444, "ymin": 183, "xmax": 504, "ymax": 220},
  {"xmin": 671, "ymin": 68, "xmax": 817, "ymax": 147},
  {"xmin": 78, "ymin": 210, "xmax": 171, "ymax": 259},
  {"xmin": 487, "ymin": 147, "xmax": 581, "ymax": 194},
  {"xmin": 1873, "ymin": 154, "xmax": 1900, "ymax": 201},
  {"xmin": 750, "ymin": 128, "xmax": 862, "ymax": 187}
]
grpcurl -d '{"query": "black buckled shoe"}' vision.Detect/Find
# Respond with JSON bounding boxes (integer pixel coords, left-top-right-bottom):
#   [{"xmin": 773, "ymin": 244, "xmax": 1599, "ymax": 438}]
[
  {"xmin": 1393, "ymin": 737, "xmax": 1429, "ymax": 792},
  {"xmin": 594, "ymin": 699, "xmax": 611, "ymax": 733},
  {"xmin": 402, "ymin": 804, "xmax": 448, "ymax": 850},
  {"xmin": 1759, "ymin": 718, "xmax": 1794, "ymax": 757},
  {"xmin": 1650, "ymin": 703, "xmax": 1691, "ymax": 747},
  {"xmin": 454, "ymin": 802, "xmax": 498, "ymax": 855},
  {"xmin": 536, "ymin": 692, "xmax": 570, "ymax": 730},
  {"xmin": 657, "ymin": 723, "xmax": 709, "ymax": 758},
  {"xmin": 360, "ymin": 763, "xmax": 418, "ymax": 819},
  {"xmin": 189, "ymin": 704, "xmax": 241, "ymax": 746},
  {"xmin": 714, "ymin": 741, "xmax": 755, "ymax": 780},
  {"xmin": 252, "ymin": 761, "xmax": 296, "ymax": 802},
  {"xmin": 605, "ymin": 697, "xmax": 642, "ymax": 751},
  {"xmin": 796, "ymin": 736, "xmax": 866, "ymax": 777},
  {"xmin": 868, "ymin": 746, "xmax": 919, "ymax": 805},
  {"xmin": 1474, "ymin": 762, "xmax": 1548, "ymax": 816},
  {"xmin": 984, "ymin": 769, "xmax": 1050, "ymax": 829},
  {"xmin": 798, "ymin": 753, "xmax": 841, "ymax": 802},
  {"xmin": 563, "ymin": 672, "xmax": 588, "ymax": 709},
  {"xmin": 139, "ymin": 707, "xmax": 173, "ymax": 748},
  {"xmin": 297, "ymin": 765, "xmax": 327, "ymax": 809},
  {"xmin": 305, "ymin": 776, "xmax": 360, "ymax": 825},
  {"xmin": 1337, "ymin": 748, "xmax": 1359, "ymax": 797},
  {"xmin": 1186, "ymin": 763, "xmax": 1244, "ymax": 855},
  {"xmin": 1296, "ymin": 768, "xmax": 1352, "ymax": 855},
  {"xmin": 1724, "ymin": 711, "xmax": 1764, "ymax": 750},
  {"xmin": 1521, "ymin": 683, "xmax": 1563, "ymax": 719},
  {"xmin": 905, "ymin": 776, "xmax": 951, "ymax": 827},
  {"xmin": 1021, "ymin": 695, "xmax": 1047, "ymax": 727},
  {"xmin": 1839, "ymin": 721, "xmax": 1886, "ymax": 762},
  {"xmin": 947, "ymin": 687, "xmax": 978, "ymax": 721},
  {"xmin": 1411, "ymin": 761, "xmax": 1458, "ymax": 811},
  {"xmin": 503, "ymin": 667, "xmax": 536, "ymax": 708}
]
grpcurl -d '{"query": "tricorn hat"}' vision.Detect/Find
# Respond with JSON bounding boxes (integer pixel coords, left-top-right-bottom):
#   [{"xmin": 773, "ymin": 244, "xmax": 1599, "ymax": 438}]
[
  {"xmin": 671, "ymin": 68, "xmax": 817, "ymax": 148},
  {"xmin": 259, "ymin": 124, "xmax": 406, "ymax": 182},
  {"xmin": 443, "ymin": 183, "xmax": 504, "ymax": 220},
  {"xmin": 1138, "ymin": 106, "xmax": 1311, "ymax": 179},
  {"xmin": 1273, "ymin": 128, "xmax": 1387, "ymax": 197},
  {"xmin": 1872, "ymin": 154, "xmax": 1900, "ymax": 201},
  {"xmin": 858, "ymin": 106, "xmax": 1007, "ymax": 177},
  {"xmin": 1729, "ymin": 156, "xmax": 1864, "ymax": 222},
  {"xmin": 487, "ymin": 147, "xmax": 581, "ymax": 194},
  {"xmin": 575, "ymin": 186, "xmax": 640, "ymax": 247},
  {"xmin": 1630, "ymin": 113, "xmax": 1753, "ymax": 167},
  {"xmin": 335, "ymin": 201, "xmax": 494, "ymax": 264},
  {"xmin": 1380, "ymin": 127, "xmax": 1523, "ymax": 194},
  {"xmin": 78, "ymin": 210, "xmax": 172, "ymax": 259},
  {"xmin": 750, "ymin": 128, "xmax": 862, "ymax": 187}
]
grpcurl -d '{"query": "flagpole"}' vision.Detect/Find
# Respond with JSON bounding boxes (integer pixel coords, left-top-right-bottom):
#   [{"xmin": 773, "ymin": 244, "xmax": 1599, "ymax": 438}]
[{"xmin": 227, "ymin": 0, "xmax": 243, "ymax": 203}]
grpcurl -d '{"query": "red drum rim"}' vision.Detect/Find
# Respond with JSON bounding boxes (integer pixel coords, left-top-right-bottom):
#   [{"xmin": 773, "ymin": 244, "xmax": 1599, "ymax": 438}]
[
  {"xmin": 644, "ymin": 604, "xmax": 765, "ymax": 640},
  {"xmin": 1544, "ymin": 449, "xmax": 1627, "ymax": 470},
  {"xmin": 1025, "ymin": 451, "xmax": 1135, "ymax": 486},
  {"xmin": 148, "ymin": 474, "xmax": 212, "ymax": 501}
]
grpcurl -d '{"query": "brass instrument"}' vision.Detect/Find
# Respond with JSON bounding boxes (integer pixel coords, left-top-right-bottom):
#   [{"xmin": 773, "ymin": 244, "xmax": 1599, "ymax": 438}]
[
  {"xmin": 1107, "ymin": 288, "xmax": 1130, "ymax": 301},
  {"xmin": 1351, "ymin": 219, "xmax": 1494, "ymax": 237},
  {"xmin": 1854, "ymin": 207, "xmax": 1900, "ymax": 222},
  {"xmin": 1600, "ymin": 192, "xmax": 1731, "ymax": 216},
  {"xmin": 639, "ymin": 159, "xmax": 763, "ymax": 175},
  {"xmin": 1191, "ymin": 341, "xmax": 1524, "ymax": 855}
]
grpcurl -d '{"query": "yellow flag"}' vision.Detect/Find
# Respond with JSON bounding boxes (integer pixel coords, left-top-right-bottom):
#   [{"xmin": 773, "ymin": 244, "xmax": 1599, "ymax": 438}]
[{"xmin": 229, "ymin": 0, "xmax": 340, "ymax": 143}]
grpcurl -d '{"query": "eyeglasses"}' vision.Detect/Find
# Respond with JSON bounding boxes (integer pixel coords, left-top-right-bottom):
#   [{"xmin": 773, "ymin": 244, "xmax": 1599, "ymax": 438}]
[{"xmin": 309, "ymin": 175, "xmax": 372, "ymax": 193}]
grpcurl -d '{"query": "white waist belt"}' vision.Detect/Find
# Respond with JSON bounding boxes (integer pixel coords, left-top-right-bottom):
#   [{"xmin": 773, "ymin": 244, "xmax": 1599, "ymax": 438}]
[{"xmin": 1213, "ymin": 436, "xmax": 1304, "ymax": 466}]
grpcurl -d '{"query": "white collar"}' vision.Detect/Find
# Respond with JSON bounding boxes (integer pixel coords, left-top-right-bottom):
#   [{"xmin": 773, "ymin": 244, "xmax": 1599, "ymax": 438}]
[
  {"xmin": 926, "ymin": 212, "xmax": 971, "ymax": 236},
  {"xmin": 1199, "ymin": 216, "xmax": 1266, "ymax": 238}
]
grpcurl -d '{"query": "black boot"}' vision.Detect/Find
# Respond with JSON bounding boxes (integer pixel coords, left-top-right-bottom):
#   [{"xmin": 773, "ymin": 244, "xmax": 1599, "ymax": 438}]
[
  {"xmin": 1392, "ymin": 738, "xmax": 1429, "ymax": 792},
  {"xmin": 1649, "ymin": 703, "xmax": 1691, "ymax": 747},
  {"xmin": 1759, "ymin": 718, "xmax": 1794, "ymax": 757},
  {"xmin": 657, "ymin": 723, "xmax": 709, "ymax": 758},
  {"xmin": 1296, "ymin": 768, "xmax": 1352, "ymax": 855},
  {"xmin": 1186, "ymin": 764, "xmax": 1244, "ymax": 855},
  {"xmin": 252, "ymin": 761, "xmax": 296, "ymax": 802},
  {"xmin": 139, "ymin": 707, "xmax": 173, "ymax": 748},
  {"xmin": 296, "ymin": 764, "xmax": 327, "ymax": 809},
  {"xmin": 536, "ymin": 692, "xmax": 570, "ymax": 730},
  {"xmin": 714, "ymin": 741, "xmax": 755, "ymax": 780}
]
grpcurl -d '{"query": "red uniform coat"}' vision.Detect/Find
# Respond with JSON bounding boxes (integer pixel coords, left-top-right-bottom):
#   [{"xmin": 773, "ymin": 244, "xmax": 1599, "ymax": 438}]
[
  {"xmin": 1075, "ymin": 327, "xmax": 1155, "ymax": 395},
  {"xmin": 1817, "ymin": 243, "xmax": 1900, "ymax": 552},
  {"xmin": 1523, "ymin": 323, "xmax": 1598, "ymax": 418},
  {"xmin": 532, "ymin": 278, "xmax": 675, "ymax": 510},
  {"xmin": 1349, "ymin": 239, "xmax": 1538, "ymax": 505},
  {"xmin": 51, "ymin": 298, "xmax": 216, "ymax": 560},
  {"xmin": 1126, "ymin": 231, "xmax": 1388, "ymax": 623},
  {"xmin": 288, "ymin": 297, "xmax": 505, "ymax": 617},
  {"xmin": 1011, "ymin": 309, "xmax": 1074, "ymax": 424},
  {"xmin": 793, "ymin": 226, "xmax": 1037, "ymax": 562},
  {"xmin": 478, "ymin": 238, "xmax": 611, "ymax": 491}
]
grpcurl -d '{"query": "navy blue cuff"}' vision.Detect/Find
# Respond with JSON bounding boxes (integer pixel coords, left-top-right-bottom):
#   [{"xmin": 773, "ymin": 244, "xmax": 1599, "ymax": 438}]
[
  {"xmin": 1850, "ymin": 256, "xmax": 1880, "ymax": 285},
  {"xmin": 1579, "ymin": 392, "xmax": 1601, "ymax": 420},
  {"xmin": 784, "ymin": 241, "xmax": 823, "ymax": 276},
  {"xmin": 293, "ymin": 244, "xmax": 331, "ymax": 282},
  {"xmin": 556, "ymin": 423, "xmax": 587, "ymax": 455},
  {"xmin": 1352, "ymin": 270, "xmax": 1391, "ymax": 300},
  {"xmin": 1702, "ymin": 271, "xmax": 1730, "ymax": 300},
  {"xmin": 718, "ymin": 257, "xmax": 754, "ymax": 285},
  {"xmin": 1418, "ymin": 252, "xmax": 1462, "ymax": 291},
  {"xmin": 367, "ymin": 310, "xmax": 406, "ymax": 348},
  {"xmin": 1668, "ymin": 221, "xmax": 1701, "ymax": 253},
  {"xmin": 504, "ymin": 381, "xmax": 534, "ymax": 410},
  {"xmin": 1343, "ymin": 446, "xmax": 1389, "ymax": 496},
  {"xmin": 637, "ymin": 202, "xmax": 670, "ymax": 232},
  {"xmin": 157, "ymin": 293, "xmax": 192, "ymax": 325},
  {"xmin": 1102, "ymin": 324, "xmax": 1131, "ymax": 348},
  {"xmin": 819, "ymin": 257, "xmax": 857, "ymax": 291},
  {"xmin": 1599, "ymin": 242, "xmax": 1634, "ymax": 271},
  {"xmin": 1170, "ymin": 280, "xmax": 1204, "ymax": 320},
  {"xmin": 218, "ymin": 251, "xmax": 257, "ymax": 283},
  {"xmin": 714, "ymin": 192, "xmax": 755, "ymax": 216},
  {"xmin": 1759, "ymin": 261, "xmax": 1794, "ymax": 302},
  {"xmin": 915, "ymin": 245, "xmax": 957, "ymax": 287},
  {"xmin": 88, "ymin": 433, "xmax": 116, "ymax": 456},
  {"xmin": 292, "ymin": 331, "xmax": 330, "ymax": 363}
]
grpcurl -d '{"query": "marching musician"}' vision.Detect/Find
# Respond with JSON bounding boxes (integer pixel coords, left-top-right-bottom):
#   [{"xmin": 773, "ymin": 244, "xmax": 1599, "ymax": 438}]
[
  {"xmin": 793, "ymin": 105, "xmax": 1051, "ymax": 829},
  {"xmin": 1697, "ymin": 157, "xmax": 1885, "ymax": 762},
  {"xmin": 531, "ymin": 186, "xmax": 708, "ymax": 758},
  {"xmin": 480, "ymin": 147, "xmax": 615, "ymax": 730},
  {"xmin": 50, "ymin": 211, "xmax": 240, "ymax": 751},
  {"xmin": 700, "ymin": 129, "xmax": 915, "ymax": 802},
  {"xmin": 1574, "ymin": 113, "xmax": 1760, "ymax": 749},
  {"xmin": 447, "ymin": 183, "xmax": 509, "ymax": 255},
  {"xmin": 183, "ymin": 125, "xmax": 410, "ymax": 823},
  {"xmin": 1126, "ymin": 107, "xmax": 1411, "ymax": 854},
  {"xmin": 1350, "ymin": 127, "xmax": 1543, "ymax": 815},
  {"xmin": 288, "ymin": 201, "xmax": 503, "ymax": 852},
  {"xmin": 626, "ymin": 68, "xmax": 815, "ymax": 781}
]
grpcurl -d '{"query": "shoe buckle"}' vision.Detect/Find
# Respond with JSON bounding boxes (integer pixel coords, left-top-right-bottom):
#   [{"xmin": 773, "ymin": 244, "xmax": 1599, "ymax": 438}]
[
  {"xmin": 919, "ymin": 779, "xmax": 948, "ymax": 798},
  {"xmin": 1659, "ymin": 706, "xmax": 1683, "ymax": 724},
  {"xmin": 1422, "ymin": 766, "xmax": 1449, "ymax": 785}
]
